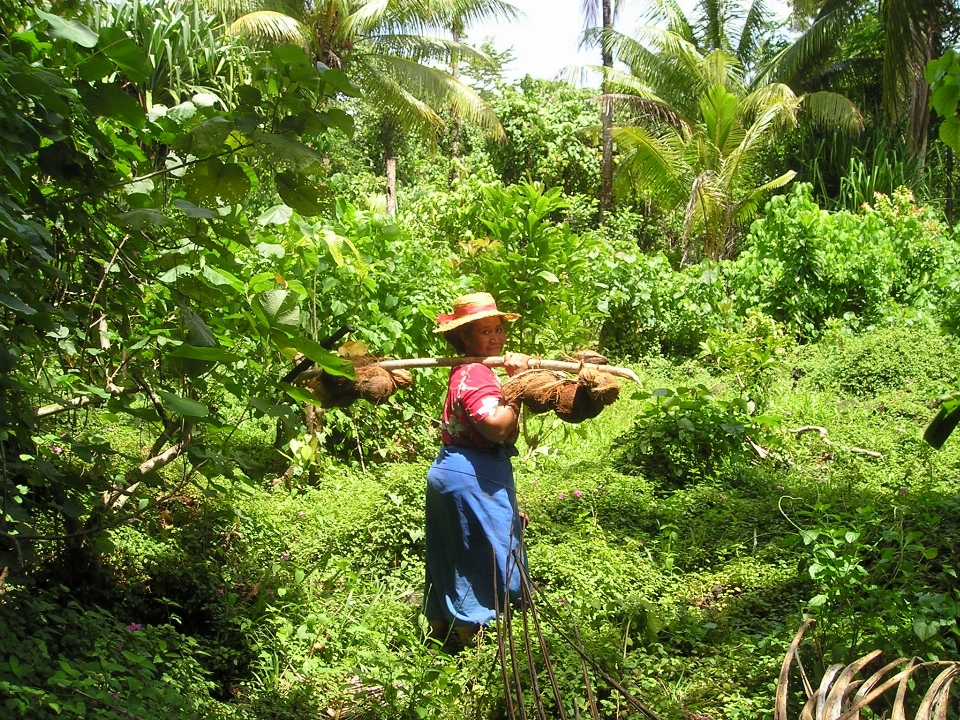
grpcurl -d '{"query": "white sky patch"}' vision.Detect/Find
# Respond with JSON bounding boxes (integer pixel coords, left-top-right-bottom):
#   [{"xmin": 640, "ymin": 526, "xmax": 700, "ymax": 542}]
[{"xmin": 465, "ymin": 0, "xmax": 790, "ymax": 85}]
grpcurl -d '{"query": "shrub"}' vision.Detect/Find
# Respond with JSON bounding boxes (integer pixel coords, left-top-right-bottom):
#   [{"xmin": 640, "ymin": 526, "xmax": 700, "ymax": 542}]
[
  {"xmin": 732, "ymin": 184, "xmax": 952, "ymax": 339},
  {"xmin": 804, "ymin": 325, "xmax": 960, "ymax": 396}
]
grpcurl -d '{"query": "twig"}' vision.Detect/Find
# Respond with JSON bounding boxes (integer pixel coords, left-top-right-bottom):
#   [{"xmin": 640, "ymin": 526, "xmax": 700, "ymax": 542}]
[
  {"xmin": 791, "ymin": 426, "xmax": 882, "ymax": 459},
  {"xmin": 34, "ymin": 384, "xmax": 139, "ymax": 418}
]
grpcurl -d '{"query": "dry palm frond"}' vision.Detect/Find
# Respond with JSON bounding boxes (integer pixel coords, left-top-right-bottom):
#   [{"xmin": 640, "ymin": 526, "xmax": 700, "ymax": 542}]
[{"xmin": 775, "ymin": 619, "xmax": 960, "ymax": 720}]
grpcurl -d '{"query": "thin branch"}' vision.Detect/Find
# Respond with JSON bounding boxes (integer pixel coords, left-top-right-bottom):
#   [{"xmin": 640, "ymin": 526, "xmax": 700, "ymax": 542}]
[{"xmin": 34, "ymin": 384, "xmax": 140, "ymax": 419}]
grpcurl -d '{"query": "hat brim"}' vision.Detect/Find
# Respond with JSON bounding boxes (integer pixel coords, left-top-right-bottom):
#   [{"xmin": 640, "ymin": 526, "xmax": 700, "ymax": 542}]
[{"xmin": 433, "ymin": 309, "xmax": 521, "ymax": 334}]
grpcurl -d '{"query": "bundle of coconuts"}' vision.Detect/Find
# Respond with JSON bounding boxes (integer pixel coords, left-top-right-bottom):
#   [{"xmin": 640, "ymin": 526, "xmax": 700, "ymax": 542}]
[
  {"xmin": 307, "ymin": 347, "xmax": 412, "ymax": 408},
  {"xmin": 501, "ymin": 366, "xmax": 620, "ymax": 424}
]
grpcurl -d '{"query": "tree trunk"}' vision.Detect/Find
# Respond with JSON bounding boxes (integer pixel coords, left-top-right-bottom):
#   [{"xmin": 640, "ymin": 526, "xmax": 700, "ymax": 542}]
[
  {"xmin": 450, "ymin": 22, "xmax": 462, "ymax": 181},
  {"xmin": 599, "ymin": 0, "xmax": 614, "ymax": 218},
  {"xmin": 385, "ymin": 156, "xmax": 397, "ymax": 215},
  {"xmin": 906, "ymin": 30, "xmax": 934, "ymax": 164}
]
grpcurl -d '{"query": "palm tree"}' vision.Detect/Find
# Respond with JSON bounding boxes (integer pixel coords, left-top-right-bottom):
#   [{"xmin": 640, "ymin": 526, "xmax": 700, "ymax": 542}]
[
  {"xmin": 580, "ymin": 0, "xmax": 624, "ymax": 218},
  {"xmin": 768, "ymin": 0, "xmax": 960, "ymax": 159},
  {"xmin": 595, "ymin": 17, "xmax": 862, "ymax": 262},
  {"xmin": 209, "ymin": 0, "xmax": 508, "ymax": 214},
  {"xmin": 586, "ymin": 0, "xmax": 861, "ymax": 261}
]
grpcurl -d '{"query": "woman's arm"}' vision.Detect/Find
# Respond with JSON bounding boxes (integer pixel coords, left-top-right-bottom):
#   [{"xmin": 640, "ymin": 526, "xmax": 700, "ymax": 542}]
[{"xmin": 470, "ymin": 352, "xmax": 529, "ymax": 444}]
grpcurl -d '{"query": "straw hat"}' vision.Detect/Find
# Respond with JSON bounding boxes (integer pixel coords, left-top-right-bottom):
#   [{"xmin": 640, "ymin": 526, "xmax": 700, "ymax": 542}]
[{"xmin": 434, "ymin": 292, "xmax": 520, "ymax": 333}]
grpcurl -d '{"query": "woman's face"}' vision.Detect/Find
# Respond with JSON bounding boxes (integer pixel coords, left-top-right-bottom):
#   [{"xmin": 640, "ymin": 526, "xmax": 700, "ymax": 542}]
[{"xmin": 461, "ymin": 317, "xmax": 506, "ymax": 357}]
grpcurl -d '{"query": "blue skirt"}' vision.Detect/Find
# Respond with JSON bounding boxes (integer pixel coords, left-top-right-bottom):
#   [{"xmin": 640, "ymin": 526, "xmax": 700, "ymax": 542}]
[{"xmin": 424, "ymin": 444, "xmax": 526, "ymax": 627}]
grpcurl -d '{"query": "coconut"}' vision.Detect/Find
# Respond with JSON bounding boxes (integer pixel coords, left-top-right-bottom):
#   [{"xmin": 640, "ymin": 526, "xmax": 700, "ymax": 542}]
[
  {"xmin": 354, "ymin": 366, "xmax": 396, "ymax": 403},
  {"xmin": 501, "ymin": 367, "xmax": 621, "ymax": 423},
  {"xmin": 389, "ymin": 369, "xmax": 413, "ymax": 389}
]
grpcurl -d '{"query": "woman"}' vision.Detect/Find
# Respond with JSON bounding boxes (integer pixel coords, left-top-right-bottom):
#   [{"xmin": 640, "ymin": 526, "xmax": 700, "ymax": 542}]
[{"xmin": 423, "ymin": 292, "xmax": 530, "ymax": 647}]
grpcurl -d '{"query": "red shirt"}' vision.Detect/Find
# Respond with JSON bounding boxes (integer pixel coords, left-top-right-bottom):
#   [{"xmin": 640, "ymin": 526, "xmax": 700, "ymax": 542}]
[{"xmin": 441, "ymin": 364, "xmax": 518, "ymax": 449}]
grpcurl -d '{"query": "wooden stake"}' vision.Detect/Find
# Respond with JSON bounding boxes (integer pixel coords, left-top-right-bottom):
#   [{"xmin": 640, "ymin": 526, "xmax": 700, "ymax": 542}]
[{"xmin": 371, "ymin": 357, "xmax": 641, "ymax": 383}]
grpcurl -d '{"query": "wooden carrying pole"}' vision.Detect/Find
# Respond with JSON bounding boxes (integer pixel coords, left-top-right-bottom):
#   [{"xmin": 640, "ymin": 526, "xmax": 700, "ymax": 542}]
[{"xmin": 374, "ymin": 356, "xmax": 640, "ymax": 384}]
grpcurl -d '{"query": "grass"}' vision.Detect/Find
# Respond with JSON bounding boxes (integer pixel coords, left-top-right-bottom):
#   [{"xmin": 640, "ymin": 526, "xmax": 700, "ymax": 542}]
[{"xmin": 5, "ymin": 324, "xmax": 960, "ymax": 719}]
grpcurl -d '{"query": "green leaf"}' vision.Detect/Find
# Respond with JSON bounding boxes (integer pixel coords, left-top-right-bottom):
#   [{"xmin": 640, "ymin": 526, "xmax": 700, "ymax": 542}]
[
  {"xmin": 155, "ymin": 389, "xmax": 209, "ymax": 418},
  {"xmin": 180, "ymin": 306, "xmax": 216, "ymax": 347},
  {"xmin": 940, "ymin": 117, "xmax": 960, "ymax": 152},
  {"xmin": 0, "ymin": 293, "xmax": 37, "ymax": 315},
  {"xmin": 255, "ymin": 289, "xmax": 300, "ymax": 331},
  {"xmin": 35, "ymin": 9, "xmax": 98, "ymax": 47},
  {"xmin": 98, "ymin": 27, "xmax": 153, "ymax": 83},
  {"xmin": 258, "ymin": 204, "xmax": 293, "ymax": 226},
  {"xmin": 115, "ymin": 209, "xmax": 170, "ymax": 230},
  {"xmin": 281, "ymin": 382, "xmax": 326, "ymax": 409},
  {"xmin": 79, "ymin": 82, "xmax": 146, "ymax": 129},
  {"xmin": 174, "ymin": 117, "xmax": 235, "ymax": 154},
  {"xmin": 172, "ymin": 199, "xmax": 219, "ymax": 219},
  {"xmin": 183, "ymin": 158, "xmax": 251, "ymax": 205},
  {"xmin": 253, "ymin": 132, "xmax": 324, "ymax": 172},
  {"xmin": 62, "ymin": 497, "xmax": 87, "ymax": 519},
  {"xmin": 321, "ymin": 107, "xmax": 355, "ymax": 137},
  {"xmin": 167, "ymin": 345, "xmax": 239, "ymax": 363},
  {"xmin": 276, "ymin": 171, "xmax": 325, "ymax": 216},
  {"xmin": 288, "ymin": 335, "xmax": 354, "ymax": 378}
]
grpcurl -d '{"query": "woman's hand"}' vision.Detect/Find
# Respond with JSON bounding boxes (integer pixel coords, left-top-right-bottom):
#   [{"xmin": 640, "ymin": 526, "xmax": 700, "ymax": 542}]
[{"xmin": 503, "ymin": 352, "xmax": 530, "ymax": 377}]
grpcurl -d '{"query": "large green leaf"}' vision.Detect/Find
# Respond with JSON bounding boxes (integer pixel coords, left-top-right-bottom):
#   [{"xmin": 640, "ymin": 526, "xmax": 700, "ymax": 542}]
[
  {"xmin": 254, "ymin": 289, "xmax": 301, "ymax": 331},
  {"xmin": 97, "ymin": 26, "xmax": 153, "ymax": 84},
  {"xmin": 289, "ymin": 335, "xmax": 355, "ymax": 378},
  {"xmin": 172, "ymin": 198, "xmax": 219, "ymax": 219},
  {"xmin": 79, "ymin": 82, "xmax": 146, "ymax": 129},
  {"xmin": 167, "ymin": 345, "xmax": 239, "ymax": 363},
  {"xmin": 35, "ymin": 9, "xmax": 98, "ymax": 47},
  {"xmin": 115, "ymin": 209, "xmax": 170, "ymax": 229},
  {"xmin": 155, "ymin": 390, "xmax": 209, "ymax": 418},
  {"xmin": 183, "ymin": 158, "xmax": 251, "ymax": 204},
  {"xmin": 174, "ymin": 117, "xmax": 235, "ymax": 154},
  {"xmin": 275, "ymin": 171, "xmax": 325, "ymax": 216},
  {"xmin": 252, "ymin": 132, "xmax": 325, "ymax": 172},
  {"xmin": 280, "ymin": 382, "xmax": 326, "ymax": 409}
]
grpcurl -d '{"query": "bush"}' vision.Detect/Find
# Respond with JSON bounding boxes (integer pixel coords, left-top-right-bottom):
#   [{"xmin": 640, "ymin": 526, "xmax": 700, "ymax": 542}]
[
  {"xmin": 804, "ymin": 325, "xmax": 960, "ymax": 396},
  {"xmin": 731, "ymin": 184, "xmax": 953, "ymax": 339}
]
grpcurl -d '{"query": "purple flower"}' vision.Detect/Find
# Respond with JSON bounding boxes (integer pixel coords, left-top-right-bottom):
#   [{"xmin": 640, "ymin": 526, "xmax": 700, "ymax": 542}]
[
  {"xmin": 573, "ymin": 490, "xmax": 583, "ymax": 498},
  {"xmin": 217, "ymin": 589, "xmax": 224, "ymax": 595},
  {"xmin": 279, "ymin": 552, "xmax": 291, "ymax": 561},
  {"xmin": 126, "ymin": 623, "xmax": 142, "ymax": 632},
  {"xmin": 557, "ymin": 493, "xmax": 566, "ymax": 499},
  {"xmin": 53, "ymin": 446, "xmax": 63, "ymax": 454},
  {"xmin": 112, "ymin": 694, "xmax": 120, "ymax": 700},
  {"xmin": 899, "ymin": 487, "xmax": 909, "ymax": 494}
]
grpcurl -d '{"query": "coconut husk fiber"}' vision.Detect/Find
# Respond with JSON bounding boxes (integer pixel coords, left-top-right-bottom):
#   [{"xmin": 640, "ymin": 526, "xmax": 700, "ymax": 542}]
[
  {"xmin": 312, "ymin": 356, "xmax": 412, "ymax": 408},
  {"xmin": 502, "ymin": 367, "xmax": 620, "ymax": 424}
]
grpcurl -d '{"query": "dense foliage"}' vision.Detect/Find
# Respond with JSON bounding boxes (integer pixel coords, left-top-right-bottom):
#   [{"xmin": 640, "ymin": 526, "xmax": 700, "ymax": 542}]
[{"xmin": 5, "ymin": 2, "xmax": 960, "ymax": 719}]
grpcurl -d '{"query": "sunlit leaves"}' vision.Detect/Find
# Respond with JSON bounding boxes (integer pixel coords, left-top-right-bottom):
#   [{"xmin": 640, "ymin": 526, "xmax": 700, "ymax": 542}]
[{"xmin": 34, "ymin": 9, "xmax": 98, "ymax": 47}]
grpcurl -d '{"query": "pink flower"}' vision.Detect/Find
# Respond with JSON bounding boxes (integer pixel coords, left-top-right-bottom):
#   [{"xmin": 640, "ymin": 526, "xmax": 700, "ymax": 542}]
[
  {"xmin": 53, "ymin": 446, "xmax": 63, "ymax": 454},
  {"xmin": 557, "ymin": 493, "xmax": 566, "ymax": 499},
  {"xmin": 126, "ymin": 623, "xmax": 142, "ymax": 632},
  {"xmin": 573, "ymin": 490, "xmax": 582, "ymax": 498}
]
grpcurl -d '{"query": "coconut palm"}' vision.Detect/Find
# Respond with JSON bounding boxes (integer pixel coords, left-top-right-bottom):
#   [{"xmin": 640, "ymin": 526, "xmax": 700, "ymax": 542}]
[
  {"xmin": 207, "ymin": 0, "xmax": 508, "ymax": 214},
  {"xmin": 580, "ymin": 0, "xmax": 626, "ymax": 217},
  {"xmin": 767, "ymin": 0, "xmax": 960, "ymax": 158},
  {"xmin": 586, "ymin": 0, "xmax": 861, "ymax": 261}
]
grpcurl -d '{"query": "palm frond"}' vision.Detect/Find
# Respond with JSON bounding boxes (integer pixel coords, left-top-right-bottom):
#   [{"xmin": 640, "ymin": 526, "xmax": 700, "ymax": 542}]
[
  {"xmin": 644, "ymin": 0, "xmax": 696, "ymax": 44},
  {"xmin": 593, "ymin": 93, "xmax": 692, "ymax": 133},
  {"xmin": 733, "ymin": 169, "xmax": 795, "ymax": 226},
  {"xmin": 612, "ymin": 125, "xmax": 689, "ymax": 207},
  {"xmin": 754, "ymin": 0, "xmax": 855, "ymax": 87},
  {"xmin": 369, "ymin": 33, "xmax": 495, "ymax": 66},
  {"xmin": 800, "ymin": 90, "xmax": 863, "ymax": 133},
  {"xmin": 736, "ymin": 0, "xmax": 772, "ymax": 66},
  {"xmin": 364, "ymin": 54, "xmax": 503, "ymax": 138},
  {"xmin": 227, "ymin": 10, "xmax": 312, "ymax": 50},
  {"xmin": 776, "ymin": 620, "xmax": 960, "ymax": 720}
]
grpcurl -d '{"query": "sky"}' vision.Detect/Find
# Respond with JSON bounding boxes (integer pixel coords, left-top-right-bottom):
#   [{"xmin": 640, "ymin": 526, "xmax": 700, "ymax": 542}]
[
  {"xmin": 464, "ymin": 0, "xmax": 790, "ymax": 84},
  {"xmin": 464, "ymin": 0, "xmax": 597, "ymax": 83}
]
